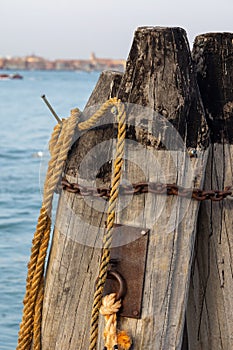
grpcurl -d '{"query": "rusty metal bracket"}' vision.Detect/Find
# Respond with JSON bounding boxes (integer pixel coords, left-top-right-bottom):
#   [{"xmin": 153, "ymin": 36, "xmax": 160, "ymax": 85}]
[{"xmin": 104, "ymin": 224, "xmax": 149, "ymax": 319}]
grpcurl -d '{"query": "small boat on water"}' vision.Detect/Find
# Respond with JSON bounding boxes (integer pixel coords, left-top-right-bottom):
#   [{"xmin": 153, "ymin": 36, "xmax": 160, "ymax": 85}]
[{"xmin": 0, "ymin": 73, "xmax": 23, "ymax": 80}]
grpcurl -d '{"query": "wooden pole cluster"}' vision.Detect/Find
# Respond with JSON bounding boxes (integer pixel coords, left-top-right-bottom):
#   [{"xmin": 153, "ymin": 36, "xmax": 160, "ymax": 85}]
[{"xmin": 41, "ymin": 28, "xmax": 233, "ymax": 349}]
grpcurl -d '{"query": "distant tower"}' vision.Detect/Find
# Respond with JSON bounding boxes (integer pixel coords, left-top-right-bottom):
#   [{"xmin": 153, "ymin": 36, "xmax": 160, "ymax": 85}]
[{"xmin": 90, "ymin": 52, "xmax": 97, "ymax": 63}]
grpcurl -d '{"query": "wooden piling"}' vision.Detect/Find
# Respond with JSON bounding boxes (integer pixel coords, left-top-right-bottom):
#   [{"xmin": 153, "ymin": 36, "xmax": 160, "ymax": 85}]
[
  {"xmin": 41, "ymin": 70, "xmax": 123, "ymax": 349},
  {"xmin": 187, "ymin": 32, "xmax": 233, "ymax": 350},
  {"xmin": 42, "ymin": 27, "xmax": 209, "ymax": 350}
]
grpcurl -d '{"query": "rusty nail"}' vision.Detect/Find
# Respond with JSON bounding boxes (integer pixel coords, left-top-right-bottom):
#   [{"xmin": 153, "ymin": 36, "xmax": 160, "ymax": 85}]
[{"xmin": 133, "ymin": 310, "xmax": 139, "ymax": 316}]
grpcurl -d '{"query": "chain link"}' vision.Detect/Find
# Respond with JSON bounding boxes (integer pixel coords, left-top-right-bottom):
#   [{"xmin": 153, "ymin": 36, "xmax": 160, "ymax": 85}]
[{"xmin": 61, "ymin": 179, "xmax": 233, "ymax": 201}]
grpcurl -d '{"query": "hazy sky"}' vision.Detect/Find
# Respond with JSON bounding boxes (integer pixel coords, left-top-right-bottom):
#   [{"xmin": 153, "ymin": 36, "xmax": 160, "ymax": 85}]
[{"xmin": 1, "ymin": 0, "xmax": 233, "ymax": 60}]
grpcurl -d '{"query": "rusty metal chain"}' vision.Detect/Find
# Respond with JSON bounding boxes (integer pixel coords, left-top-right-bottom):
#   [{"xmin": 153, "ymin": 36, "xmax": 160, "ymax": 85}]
[{"xmin": 61, "ymin": 178, "xmax": 233, "ymax": 202}]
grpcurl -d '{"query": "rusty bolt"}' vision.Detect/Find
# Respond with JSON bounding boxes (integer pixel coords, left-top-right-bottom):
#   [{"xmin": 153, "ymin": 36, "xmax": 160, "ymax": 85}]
[
  {"xmin": 109, "ymin": 258, "xmax": 119, "ymax": 267},
  {"xmin": 133, "ymin": 310, "xmax": 139, "ymax": 316}
]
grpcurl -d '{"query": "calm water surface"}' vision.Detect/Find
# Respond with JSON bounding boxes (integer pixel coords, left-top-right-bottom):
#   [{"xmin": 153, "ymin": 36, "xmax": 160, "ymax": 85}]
[{"xmin": 0, "ymin": 70, "xmax": 99, "ymax": 349}]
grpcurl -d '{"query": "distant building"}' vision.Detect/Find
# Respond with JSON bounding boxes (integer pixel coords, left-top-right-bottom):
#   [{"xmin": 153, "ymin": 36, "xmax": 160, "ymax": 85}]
[{"xmin": 0, "ymin": 53, "xmax": 125, "ymax": 72}]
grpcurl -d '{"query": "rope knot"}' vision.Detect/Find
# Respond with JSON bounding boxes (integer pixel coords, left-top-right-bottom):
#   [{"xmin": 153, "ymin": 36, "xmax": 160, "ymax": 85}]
[
  {"xmin": 71, "ymin": 107, "xmax": 81, "ymax": 117},
  {"xmin": 100, "ymin": 293, "xmax": 121, "ymax": 317},
  {"xmin": 100, "ymin": 293, "xmax": 131, "ymax": 350}
]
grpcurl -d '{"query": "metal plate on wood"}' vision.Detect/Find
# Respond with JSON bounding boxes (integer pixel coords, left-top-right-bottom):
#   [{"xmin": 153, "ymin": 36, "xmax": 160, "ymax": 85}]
[{"xmin": 103, "ymin": 224, "xmax": 149, "ymax": 319}]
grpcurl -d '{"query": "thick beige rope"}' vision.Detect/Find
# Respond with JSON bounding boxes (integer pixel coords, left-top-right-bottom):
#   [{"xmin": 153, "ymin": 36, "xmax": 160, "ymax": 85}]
[
  {"xmin": 100, "ymin": 293, "xmax": 121, "ymax": 350},
  {"xmin": 100, "ymin": 294, "xmax": 131, "ymax": 350},
  {"xmin": 33, "ymin": 278, "xmax": 44, "ymax": 350},
  {"xmin": 17, "ymin": 108, "xmax": 80, "ymax": 350}
]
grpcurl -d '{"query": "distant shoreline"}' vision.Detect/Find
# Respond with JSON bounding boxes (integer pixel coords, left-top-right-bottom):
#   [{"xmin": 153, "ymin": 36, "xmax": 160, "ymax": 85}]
[
  {"xmin": 0, "ymin": 68, "xmax": 115, "ymax": 73},
  {"xmin": 0, "ymin": 53, "xmax": 125, "ymax": 72}
]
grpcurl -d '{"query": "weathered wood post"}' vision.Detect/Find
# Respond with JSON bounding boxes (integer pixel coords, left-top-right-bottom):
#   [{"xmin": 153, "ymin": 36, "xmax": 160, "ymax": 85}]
[
  {"xmin": 187, "ymin": 33, "xmax": 233, "ymax": 350},
  {"xmin": 42, "ymin": 27, "xmax": 209, "ymax": 349}
]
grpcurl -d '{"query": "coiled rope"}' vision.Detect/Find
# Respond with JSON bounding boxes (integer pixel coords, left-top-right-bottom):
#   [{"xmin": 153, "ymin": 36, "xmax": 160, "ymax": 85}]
[{"xmin": 17, "ymin": 97, "xmax": 126, "ymax": 350}]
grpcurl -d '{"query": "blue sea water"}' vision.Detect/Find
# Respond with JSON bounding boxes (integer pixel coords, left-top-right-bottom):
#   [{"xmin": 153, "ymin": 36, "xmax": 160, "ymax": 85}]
[{"xmin": 0, "ymin": 70, "xmax": 99, "ymax": 349}]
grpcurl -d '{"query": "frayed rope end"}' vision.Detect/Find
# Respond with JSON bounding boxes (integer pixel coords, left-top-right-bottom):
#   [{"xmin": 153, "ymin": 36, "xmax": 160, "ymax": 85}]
[{"xmin": 117, "ymin": 330, "xmax": 131, "ymax": 350}]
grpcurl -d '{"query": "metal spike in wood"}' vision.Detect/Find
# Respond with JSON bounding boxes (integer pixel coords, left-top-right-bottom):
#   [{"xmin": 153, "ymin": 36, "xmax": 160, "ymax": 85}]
[
  {"xmin": 42, "ymin": 27, "xmax": 210, "ymax": 350},
  {"xmin": 187, "ymin": 32, "xmax": 233, "ymax": 350}
]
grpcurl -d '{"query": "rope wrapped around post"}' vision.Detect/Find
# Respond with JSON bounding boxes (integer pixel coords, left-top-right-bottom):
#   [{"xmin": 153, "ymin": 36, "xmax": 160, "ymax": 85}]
[
  {"xmin": 17, "ymin": 97, "xmax": 128, "ymax": 350},
  {"xmin": 16, "ymin": 108, "xmax": 80, "ymax": 350}
]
